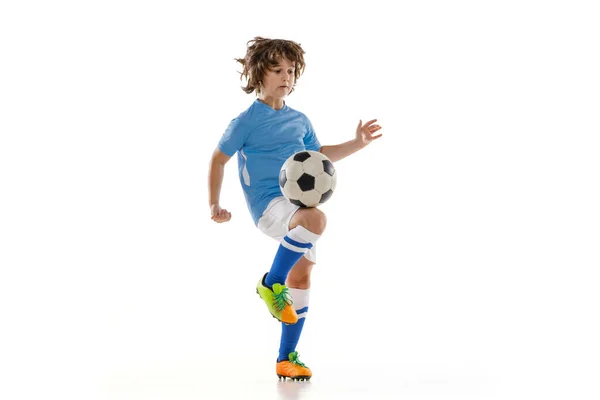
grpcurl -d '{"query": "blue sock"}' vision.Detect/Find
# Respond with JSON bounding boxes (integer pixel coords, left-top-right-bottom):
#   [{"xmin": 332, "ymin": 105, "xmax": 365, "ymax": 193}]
[
  {"xmin": 279, "ymin": 288, "xmax": 310, "ymax": 361},
  {"xmin": 264, "ymin": 226, "xmax": 320, "ymax": 288}
]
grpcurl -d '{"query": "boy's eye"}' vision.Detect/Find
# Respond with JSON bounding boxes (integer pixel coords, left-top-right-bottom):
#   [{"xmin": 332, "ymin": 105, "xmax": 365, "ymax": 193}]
[{"xmin": 273, "ymin": 68, "xmax": 294, "ymax": 75}]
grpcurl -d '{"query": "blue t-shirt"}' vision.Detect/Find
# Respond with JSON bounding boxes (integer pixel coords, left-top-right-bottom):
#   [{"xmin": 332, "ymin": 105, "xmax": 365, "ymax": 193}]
[{"xmin": 218, "ymin": 99, "xmax": 321, "ymax": 225}]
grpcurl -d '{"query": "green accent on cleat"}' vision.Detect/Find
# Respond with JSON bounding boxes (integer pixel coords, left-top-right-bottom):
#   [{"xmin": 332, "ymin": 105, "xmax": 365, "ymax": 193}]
[
  {"xmin": 272, "ymin": 283, "xmax": 292, "ymax": 311},
  {"xmin": 256, "ymin": 274, "xmax": 296, "ymax": 323},
  {"xmin": 288, "ymin": 351, "xmax": 308, "ymax": 368}
]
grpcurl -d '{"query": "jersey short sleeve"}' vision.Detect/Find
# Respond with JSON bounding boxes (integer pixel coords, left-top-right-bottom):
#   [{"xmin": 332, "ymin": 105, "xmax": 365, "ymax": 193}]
[
  {"xmin": 302, "ymin": 116, "xmax": 321, "ymax": 151},
  {"xmin": 218, "ymin": 118, "xmax": 251, "ymax": 157}
]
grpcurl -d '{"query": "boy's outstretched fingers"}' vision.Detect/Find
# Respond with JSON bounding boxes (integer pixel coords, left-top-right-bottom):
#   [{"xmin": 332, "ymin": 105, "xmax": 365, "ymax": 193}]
[
  {"xmin": 369, "ymin": 124, "xmax": 383, "ymax": 139},
  {"xmin": 356, "ymin": 118, "xmax": 383, "ymax": 144}
]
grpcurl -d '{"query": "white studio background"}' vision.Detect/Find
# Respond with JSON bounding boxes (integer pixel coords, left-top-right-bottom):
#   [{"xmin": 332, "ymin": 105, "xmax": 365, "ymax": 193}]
[{"xmin": 1, "ymin": 1, "xmax": 599, "ymax": 399}]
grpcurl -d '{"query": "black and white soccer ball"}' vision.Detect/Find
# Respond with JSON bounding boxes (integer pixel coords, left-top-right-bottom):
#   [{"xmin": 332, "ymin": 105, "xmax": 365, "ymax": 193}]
[{"xmin": 279, "ymin": 150, "xmax": 337, "ymax": 208}]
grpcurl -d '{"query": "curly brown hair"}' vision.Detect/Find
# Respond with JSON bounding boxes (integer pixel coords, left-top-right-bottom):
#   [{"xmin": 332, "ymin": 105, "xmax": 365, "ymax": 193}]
[{"xmin": 235, "ymin": 37, "xmax": 306, "ymax": 95}]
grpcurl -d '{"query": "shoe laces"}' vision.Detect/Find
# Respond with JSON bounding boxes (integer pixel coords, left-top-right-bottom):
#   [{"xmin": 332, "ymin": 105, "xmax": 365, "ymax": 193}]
[
  {"xmin": 288, "ymin": 351, "xmax": 307, "ymax": 368},
  {"xmin": 272, "ymin": 283, "xmax": 293, "ymax": 312}
]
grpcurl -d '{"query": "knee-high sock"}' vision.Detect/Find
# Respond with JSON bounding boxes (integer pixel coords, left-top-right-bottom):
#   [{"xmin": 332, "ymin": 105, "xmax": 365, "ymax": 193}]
[
  {"xmin": 264, "ymin": 226, "xmax": 320, "ymax": 288},
  {"xmin": 278, "ymin": 288, "xmax": 310, "ymax": 362}
]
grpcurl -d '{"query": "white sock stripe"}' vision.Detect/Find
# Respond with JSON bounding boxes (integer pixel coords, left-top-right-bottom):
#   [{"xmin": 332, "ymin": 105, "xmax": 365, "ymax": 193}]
[
  {"xmin": 288, "ymin": 288, "xmax": 310, "ymax": 310},
  {"xmin": 296, "ymin": 311, "xmax": 308, "ymax": 319},
  {"xmin": 281, "ymin": 240, "xmax": 308, "ymax": 253},
  {"xmin": 286, "ymin": 228, "xmax": 309, "ymax": 244},
  {"xmin": 289, "ymin": 225, "xmax": 321, "ymax": 244}
]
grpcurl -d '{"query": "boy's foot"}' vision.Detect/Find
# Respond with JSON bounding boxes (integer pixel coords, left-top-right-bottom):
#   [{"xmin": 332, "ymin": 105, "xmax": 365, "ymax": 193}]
[
  {"xmin": 276, "ymin": 351, "xmax": 312, "ymax": 381},
  {"xmin": 256, "ymin": 273, "xmax": 298, "ymax": 325}
]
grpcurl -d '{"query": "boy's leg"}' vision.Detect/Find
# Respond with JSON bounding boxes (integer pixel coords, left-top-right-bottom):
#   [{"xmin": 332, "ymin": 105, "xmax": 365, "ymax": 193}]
[
  {"xmin": 257, "ymin": 207, "xmax": 325, "ymax": 324},
  {"xmin": 264, "ymin": 208, "xmax": 325, "ymax": 287},
  {"xmin": 276, "ymin": 255, "xmax": 314, "ymax": 380},
  {"xmin": 280, "ymin": 256, "xmax": 313, "ymax": 359}
]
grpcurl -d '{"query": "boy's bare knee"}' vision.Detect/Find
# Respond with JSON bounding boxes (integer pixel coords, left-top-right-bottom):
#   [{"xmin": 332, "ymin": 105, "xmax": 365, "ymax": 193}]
[
  {"xmin": 291, "ymin": 208, "xmax": 327, "ymax": 234},
  {"xmin": 311, "ymin": 209, "xmax": 327, "ymax": 233}
]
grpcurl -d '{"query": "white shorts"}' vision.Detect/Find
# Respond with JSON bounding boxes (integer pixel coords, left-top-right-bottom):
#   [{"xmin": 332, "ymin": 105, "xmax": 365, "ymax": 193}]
[{"xmin": 257, "ymin": 196, "xmax": 317, "ymax": 263}]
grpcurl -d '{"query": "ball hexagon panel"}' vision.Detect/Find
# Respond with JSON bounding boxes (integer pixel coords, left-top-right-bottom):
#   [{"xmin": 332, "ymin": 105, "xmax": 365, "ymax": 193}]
[
  {"xmin": 283, "ymin": 181, "xmax": 303, "ymax": 200},
  {"xmin": 302, "ymin": 156, "xmax": 324, "ymax": 176},
  {"xmin": 285, "ymin": 160, "xmax": 305, "ymax": 181},
  {"xmin": 300, "ymin": 190, "xmax": 321, "ymax": 207},
  {"xmin": 315, "ymin": 173, "xmax": 332, "ymax": 194}
]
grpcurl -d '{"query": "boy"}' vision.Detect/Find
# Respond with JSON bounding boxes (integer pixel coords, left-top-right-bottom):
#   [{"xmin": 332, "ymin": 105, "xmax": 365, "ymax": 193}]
[{"xmin": 208, "ymin": 37, "xmax": 382, "ymax": 380}]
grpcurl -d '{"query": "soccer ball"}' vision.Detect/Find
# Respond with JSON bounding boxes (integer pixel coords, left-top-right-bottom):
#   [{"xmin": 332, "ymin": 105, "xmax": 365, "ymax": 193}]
[{"xmin": 279, "ymin": 150, "xmax": 337, "ymax": 208}]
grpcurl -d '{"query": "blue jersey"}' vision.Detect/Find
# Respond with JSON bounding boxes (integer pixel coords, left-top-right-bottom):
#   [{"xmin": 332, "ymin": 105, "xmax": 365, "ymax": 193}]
[{"xmin": 218, "ymin": 99, "xmax": 321, "ymax": 225}]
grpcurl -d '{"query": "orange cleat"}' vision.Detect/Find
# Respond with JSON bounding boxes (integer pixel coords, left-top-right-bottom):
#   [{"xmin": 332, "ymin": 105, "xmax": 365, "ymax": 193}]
[{"xmin": 276, "ymin": 352, "xmax": 312, "ymax": 381}]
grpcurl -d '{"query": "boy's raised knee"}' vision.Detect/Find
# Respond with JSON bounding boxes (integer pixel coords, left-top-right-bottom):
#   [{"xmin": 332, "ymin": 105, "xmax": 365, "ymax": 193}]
[{"xmin": 290, "ymin": 208, "xmax": 327, "ymax": 235}]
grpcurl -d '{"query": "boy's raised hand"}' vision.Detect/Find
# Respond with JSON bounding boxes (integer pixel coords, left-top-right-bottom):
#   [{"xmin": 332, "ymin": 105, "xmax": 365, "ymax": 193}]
[
  {"xmin": 211, "ymin": 204, "xmax": 232, "ymax": 223},
  {"xmin": 355, "ymin": 119, "xmax": 383, "ymax": 147}
]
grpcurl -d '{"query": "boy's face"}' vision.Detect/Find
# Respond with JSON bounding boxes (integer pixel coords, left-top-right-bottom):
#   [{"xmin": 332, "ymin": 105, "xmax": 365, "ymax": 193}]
[{"xmin": 261, "ymin": 58, "xmax": 295, "ymax": 98}]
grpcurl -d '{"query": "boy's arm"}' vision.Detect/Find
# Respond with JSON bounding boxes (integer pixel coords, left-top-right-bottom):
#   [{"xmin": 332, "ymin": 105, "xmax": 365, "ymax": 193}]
[
  {"xmin": 319, "ymin": 119, "xmax": 382, "ymax": 163},
  {"xmin": 209, "ymin": 148, "xmax": 232, "ymax": 223},
  {"xmin": 319, "ymin": 139, "xmax": 364, "ymax": 163}
]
